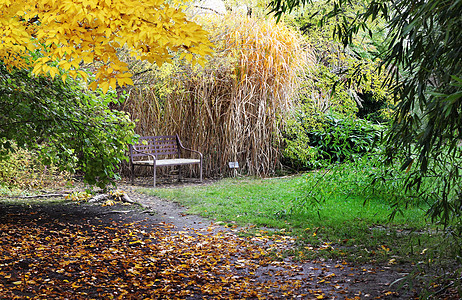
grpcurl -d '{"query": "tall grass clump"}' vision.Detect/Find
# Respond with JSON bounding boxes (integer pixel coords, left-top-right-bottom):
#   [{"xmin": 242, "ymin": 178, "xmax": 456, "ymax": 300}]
[{"xmin": 120, "ymin": 15, "xmax": 312, "ymax": 177}]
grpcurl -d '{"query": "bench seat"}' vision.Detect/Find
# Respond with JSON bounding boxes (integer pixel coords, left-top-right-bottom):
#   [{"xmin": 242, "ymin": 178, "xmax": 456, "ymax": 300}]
[
  {"xmin": 129, "ymin": 135, "xmax": 203, "ymax": 187},
  {"xmin": 133, "ymin": 158, "xmax": 201, "ymax": 166}
]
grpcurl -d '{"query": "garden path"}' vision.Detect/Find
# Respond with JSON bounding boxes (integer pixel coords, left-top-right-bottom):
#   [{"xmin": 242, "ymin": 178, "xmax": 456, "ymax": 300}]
[
  {"xmin": 118, "ymin": 181, "xmax": 415, "ymax": 299},
  {"xmin": 0, "ymin": 180, "xmax": 417, "ymax": 299}
]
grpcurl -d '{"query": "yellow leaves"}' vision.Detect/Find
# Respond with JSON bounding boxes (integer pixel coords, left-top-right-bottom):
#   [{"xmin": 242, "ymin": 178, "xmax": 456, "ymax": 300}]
[
  {"xmin": 180, "ymin": 52, "xmax": 193, "ymax": 62},
  {"xmin": 88, "ymin": 81, "xmax": 98, "ymax": 90},
  {"xmin": 90, "ymin": 62, "xmax": 133, "ymax": 92},
  {"xmin": 109, "ymin": 77, "xmax": 117, "ymax": 89},
  {"xmin": 57, "ymin": 60, "xmax": 72, "ymax": 71},
  {"xmin": 118, "ymin": 76, "xmax": 134, "ymax": 87},
  {"xmin": 0, "ymin": 211, "xmax": 331, "ymax": 299},
  {"xmin": 100, "ymin": 81, "xmax": 111, "ymax": 95},
  {"xmin": 1, "ymin": 0, "xmax": 212, "ymax": 93},
  {"xmin": 65, "ymin": 191, "xmax": 91, "ymax": 202},
  {"xmin": 116, "ymin": 72, "xmax": 134, "ymax": 87},
  {"xmin": 380, "ymin": 244, "xmax": 390, "ymax": 252},
  {"xmin": 31, "ymin": 63, "xmax": 44, "ymax": 76},
  {"xmin": 202, "ymin": 283, "xmax": 223, "ymax": 294},
  {"xmin": 49, "ymin": 67, "xmax": 59, "ymax": 79},
  {"xmin": 78, "ymin": 70, "xmax": 89, "ymax": 80},
  {"xmin": 102, "ymin": 199, "xmax": 115, "ymax": 206},
  {"xmin": 0, "ymin": 17, "xmax": 35, "ymax": 65},
  {"xmin": 71, "ymin": 282, "xmax": 81, "ymax": 289}
]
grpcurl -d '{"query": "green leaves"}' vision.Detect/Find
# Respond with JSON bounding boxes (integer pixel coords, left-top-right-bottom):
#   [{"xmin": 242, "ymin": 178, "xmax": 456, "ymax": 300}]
[
  {"xmin": 283, "ymin": 112, "xmax": 384, "ymax": 170},
  {"xmin": 272, "ymin": 0, "xmax": 462, "ymax": 233},
  {"xmin": 0, "ymin": 63, "xmax": 136, "ymax": 189}
]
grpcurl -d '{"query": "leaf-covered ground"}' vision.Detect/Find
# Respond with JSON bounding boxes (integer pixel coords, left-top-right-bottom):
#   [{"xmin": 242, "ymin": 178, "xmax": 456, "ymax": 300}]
[{"xmin": 0, "ymin": 196, "xmax": 417, "ymax": 299}]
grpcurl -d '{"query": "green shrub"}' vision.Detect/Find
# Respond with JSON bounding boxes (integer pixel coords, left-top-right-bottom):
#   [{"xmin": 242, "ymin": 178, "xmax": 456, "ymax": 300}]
[
  {"xmin": 0, "ymin": 145, "xmax": 70, "ymax": 190},
  {"xmin": 0, "ymin": 62, "xmax": 136, "ymax": 189},
  {"xmin": 284, "ymin": 0, "xmax": 394, "ymax": 123},
  {"xmin": 282, "ymin": 112, "xmax": 383, "ymax": 169}
]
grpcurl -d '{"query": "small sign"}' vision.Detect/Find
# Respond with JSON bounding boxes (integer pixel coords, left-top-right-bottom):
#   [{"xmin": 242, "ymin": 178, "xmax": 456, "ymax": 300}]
[{"xmin": 228, "ymin": 161, "xmax": 239, "ymax": 169}]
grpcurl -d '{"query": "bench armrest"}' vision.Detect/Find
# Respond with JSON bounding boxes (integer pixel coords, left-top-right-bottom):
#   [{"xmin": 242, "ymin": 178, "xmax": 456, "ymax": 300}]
[
  {"xmin": 180, "ymin": 147, "xmax": 203, "ymax": 160},
  {"xmin": 177, "ymin": 140, "xmax": 203, "ymax": 160},
  {"xmin": 129, "ymin": 145, "xmax": 157, "ymax": 162}
]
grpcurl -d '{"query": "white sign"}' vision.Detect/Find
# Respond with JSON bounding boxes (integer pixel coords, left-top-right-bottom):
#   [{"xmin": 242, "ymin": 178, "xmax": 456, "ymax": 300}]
[{"xmin": 228, "ymin": 161, "xmax": 239, "ymax": 169}]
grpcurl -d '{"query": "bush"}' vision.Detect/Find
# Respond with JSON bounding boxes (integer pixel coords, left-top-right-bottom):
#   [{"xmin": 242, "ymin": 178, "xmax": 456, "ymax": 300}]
[
  {"xmin": 0, "ymin": 145, "xmax": 70, "ymax": 191},
  {"xmin": 282, "ymin": 111, "xmax": 383, "ymax": 170},
  {"xmin": 0, "ymin": 63, "xmax": 136, "ymax": 189},
  {"xmin": 279, "ymin": 0, "xmax": 390, "ymax": 171},
  {"xmin": 284, "ymin": 1, "xmax": 394, "ymax": 123}
]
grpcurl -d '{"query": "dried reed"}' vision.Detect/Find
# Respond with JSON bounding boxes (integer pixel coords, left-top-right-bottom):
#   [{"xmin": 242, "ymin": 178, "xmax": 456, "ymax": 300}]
[{"xmin": 120, "ymin": 15, "xmax": 313, "ymax": 178}]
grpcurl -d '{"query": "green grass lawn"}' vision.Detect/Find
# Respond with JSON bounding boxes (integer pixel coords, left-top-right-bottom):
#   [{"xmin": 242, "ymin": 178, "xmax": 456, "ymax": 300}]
[{"xmin": 138, "ymin": 173, "xmax": 455, "ymax": 266}]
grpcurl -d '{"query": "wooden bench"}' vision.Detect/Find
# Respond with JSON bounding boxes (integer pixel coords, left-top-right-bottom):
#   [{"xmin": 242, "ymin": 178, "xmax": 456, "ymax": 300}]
[{"xmin": 129, "ymin": 135, "xmax": 203, "ymax": 187}]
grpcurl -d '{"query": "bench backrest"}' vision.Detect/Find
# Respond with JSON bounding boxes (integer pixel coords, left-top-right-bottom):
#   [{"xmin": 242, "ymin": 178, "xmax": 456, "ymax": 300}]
[{"xmin": 130, "ymin": 135, "xmax": 180, "ymax": 160}]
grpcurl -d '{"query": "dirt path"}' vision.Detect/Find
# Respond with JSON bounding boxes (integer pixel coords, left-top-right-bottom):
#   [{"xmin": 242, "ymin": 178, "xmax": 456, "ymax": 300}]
[
  {"xmin": 120, "ymin": 183, "xmax": 218, "ymax": 232},
  {"xmin": 118, "ymin": 182, "xmax": 417, "ymax": 299},
  {"xmin": 0, "ymin": 181, "xmax": 419, "ymax": 299}
]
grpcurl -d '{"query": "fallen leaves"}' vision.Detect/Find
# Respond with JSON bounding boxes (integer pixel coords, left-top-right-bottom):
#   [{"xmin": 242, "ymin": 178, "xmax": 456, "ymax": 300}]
[
  {"xmin": 0, "ymin": 203, "xmax": 414, "ymax": 299},
  {"xmin": 0, "ymin": 210, "xmax": 307, "ymax": 298}
]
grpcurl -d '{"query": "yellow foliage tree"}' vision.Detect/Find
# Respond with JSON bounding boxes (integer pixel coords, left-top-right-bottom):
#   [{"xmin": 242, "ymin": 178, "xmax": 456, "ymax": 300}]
[{"xmin": 0, "ymin": 0, "xmax": 212, "ymax": 93}]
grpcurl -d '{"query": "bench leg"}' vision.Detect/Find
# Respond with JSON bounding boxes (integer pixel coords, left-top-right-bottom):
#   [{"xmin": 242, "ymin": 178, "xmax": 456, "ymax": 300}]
[
  {"xmin": 178, "ymin": 165, "xmax": 182, "ymax": 183},
  {"xmin": 131, "ymin": 163, "xmax": 134, "ymax": 185},
  {"xmin": 153, "ymin": 166, "xmax": 156, "ymax": 187},
  {"xmin": 199, "ymin": 161, "xmax": 203, "ymax": 183}
]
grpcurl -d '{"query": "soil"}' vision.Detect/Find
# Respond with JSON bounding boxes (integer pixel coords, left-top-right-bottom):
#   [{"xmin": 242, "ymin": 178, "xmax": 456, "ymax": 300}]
[
  {"xmin": 0, "ymin": 178, "xmax": 426, "ymax": 299},
  {"xmin": 120, "ymin": 179, "xmax": 221, "ymax": 232}
]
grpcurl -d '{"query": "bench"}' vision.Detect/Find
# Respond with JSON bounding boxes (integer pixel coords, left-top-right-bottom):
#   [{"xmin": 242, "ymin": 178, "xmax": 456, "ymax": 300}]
[{"xmin": 129, "ymin": 135, "xmax": 203, "ymax": 187}]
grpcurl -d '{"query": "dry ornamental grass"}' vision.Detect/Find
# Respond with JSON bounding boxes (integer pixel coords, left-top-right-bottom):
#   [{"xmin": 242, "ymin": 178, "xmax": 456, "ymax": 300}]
[{"xmin": 120, "ymin": 15, "xmax": 313, "ymax": 179}]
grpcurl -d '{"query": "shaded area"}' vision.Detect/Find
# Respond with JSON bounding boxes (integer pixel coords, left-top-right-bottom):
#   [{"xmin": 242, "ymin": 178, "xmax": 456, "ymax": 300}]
[{"xmin": 0, "ymin": 200, "xmax": 417, "ymax": 299}]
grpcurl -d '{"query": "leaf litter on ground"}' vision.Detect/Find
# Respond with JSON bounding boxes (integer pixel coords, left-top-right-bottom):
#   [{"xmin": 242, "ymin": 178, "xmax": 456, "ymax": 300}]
[{"xmin": 0, "ymin": 201, "xmax": 414, "ymax": 299}]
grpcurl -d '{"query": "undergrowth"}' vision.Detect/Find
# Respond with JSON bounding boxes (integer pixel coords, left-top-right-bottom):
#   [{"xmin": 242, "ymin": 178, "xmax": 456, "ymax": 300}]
[{"xmin": 0, "ymin": 146, "xmax": 72, "ymax": 196}]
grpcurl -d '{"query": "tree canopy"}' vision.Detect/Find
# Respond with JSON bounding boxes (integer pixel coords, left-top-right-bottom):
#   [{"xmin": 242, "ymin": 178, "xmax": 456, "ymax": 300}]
[{"xmin": 0, "ymin": 0, "xmax": 213, "ymax": 93}]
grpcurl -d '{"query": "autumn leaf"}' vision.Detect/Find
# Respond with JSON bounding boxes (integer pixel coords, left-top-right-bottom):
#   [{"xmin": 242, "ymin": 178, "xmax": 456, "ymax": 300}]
[
  {"xmin": 0, "ymin": 0, "xmax": 213, "ymax": 92},
  {"xmin": 0, "ymin": 202, "xmax": 403, "ymax": 299}
]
